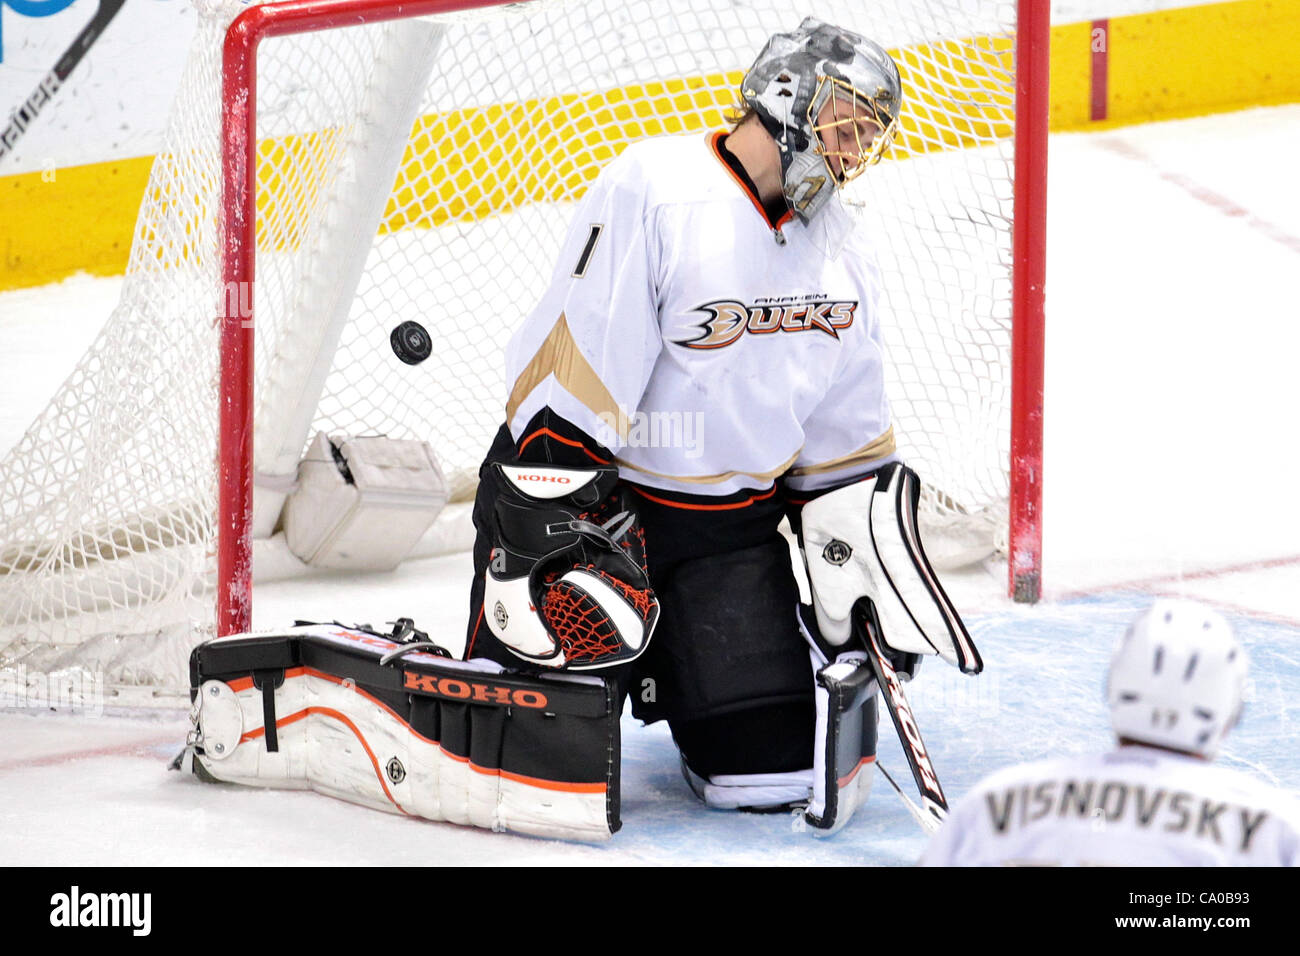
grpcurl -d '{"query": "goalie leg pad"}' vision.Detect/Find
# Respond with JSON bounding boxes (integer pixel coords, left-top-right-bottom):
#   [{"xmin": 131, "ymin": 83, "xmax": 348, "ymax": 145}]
[
  {"xmin": 185, "ymin": 625, "xmax": 620, "ymax": 843},
  {"xmin": 798, "ymin": 605, "xmax": 879, "ymax": 834},
  {"xmin": 806, "ymin": 651, "xmax": 878, "ymax": 834},
  {"xmin": 671, "ymin": 665, "xmax": 876, "ymax": 827}
]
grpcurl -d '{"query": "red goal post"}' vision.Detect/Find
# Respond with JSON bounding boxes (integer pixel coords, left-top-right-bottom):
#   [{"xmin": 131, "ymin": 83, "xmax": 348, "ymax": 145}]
[{"xmin": 1010, "ymin": 0, "xmax": 1048, "ymax": 605}]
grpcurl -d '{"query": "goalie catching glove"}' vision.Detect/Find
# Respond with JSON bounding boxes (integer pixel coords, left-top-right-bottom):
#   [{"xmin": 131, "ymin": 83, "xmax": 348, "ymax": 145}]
[
  {"xmin": 482, "ymin": 461, "xmax": 659, "ymax": 670},
  {"xmin": 799, "ymin": 461, "xmax": 982, "ymax": 674}
]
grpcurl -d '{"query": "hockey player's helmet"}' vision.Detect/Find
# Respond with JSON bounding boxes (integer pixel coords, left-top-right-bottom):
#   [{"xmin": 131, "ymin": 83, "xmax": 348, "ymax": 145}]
[
  {"xmin": 741, "ymin": 17, "xmax": 902, "ymax": 223},
  {"xmin": 1107, "ymin": 600, "xmax": 1247, "ymax": 759}
]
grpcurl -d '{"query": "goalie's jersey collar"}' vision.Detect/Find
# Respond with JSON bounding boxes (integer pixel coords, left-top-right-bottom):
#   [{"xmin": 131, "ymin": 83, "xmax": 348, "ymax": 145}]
[{"xmin": 710, "ymin": 130, "xmax": 793, "ymax": 238}]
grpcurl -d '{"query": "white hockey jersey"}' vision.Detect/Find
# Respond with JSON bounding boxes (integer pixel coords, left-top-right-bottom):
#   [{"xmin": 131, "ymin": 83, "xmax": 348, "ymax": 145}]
[
  {"xmin": 920, "ymin": 745, "xmax": 1300, "ymax": 867},
  {"xmin": 504, "ymin": 131, "xmax": 896, "ymax": 497}
]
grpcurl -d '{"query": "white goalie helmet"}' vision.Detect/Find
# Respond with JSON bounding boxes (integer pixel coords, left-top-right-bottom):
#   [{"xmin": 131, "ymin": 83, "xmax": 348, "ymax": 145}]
[
  {"xmin": 1107, "ymin": 599, "xmax": 1248, "ymax": 759},
  {"xmin": 741, "ymin": 17, "xmax": 902, "ymax": 223}
]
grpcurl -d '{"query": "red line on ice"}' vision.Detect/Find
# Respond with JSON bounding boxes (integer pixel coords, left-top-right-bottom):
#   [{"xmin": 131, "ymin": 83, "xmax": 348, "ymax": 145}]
[
  {"xmin": 0, "ymin": 734, "xmax": 180, "ymax": 772},
  {"xmin": 1053, "ymin": 553, "xmax": 1300, "ymax": 627},
  {"xmin": 1056, "ymin": 552, "xmax": 1300, "ymax": 596},
  {"xmin": 1098, "ymin": 138, "xmax": 1300, "ymax": 256},
  {"xmin": 1139, "ymin": 590, "xmax": 1300, "ymax": 629}
]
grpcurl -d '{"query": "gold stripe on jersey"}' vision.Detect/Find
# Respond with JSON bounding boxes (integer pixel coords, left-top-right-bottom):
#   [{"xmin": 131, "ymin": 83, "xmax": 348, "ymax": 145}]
[
  {"xmin": 615, "ymin": 448, "xmax": 802, "ymax": 486},
  {"xmin": 788, "ymin": 426, "xmax": 896, "ymax": 477},
  {"xmin": 505, "ymin": 312, "xmax": 629, "ymax": 440}
]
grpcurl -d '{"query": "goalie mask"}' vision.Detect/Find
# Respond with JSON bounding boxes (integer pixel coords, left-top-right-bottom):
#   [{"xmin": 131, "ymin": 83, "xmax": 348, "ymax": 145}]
[{"xmin": 741, "ymin": 17, "xmax": 902, "ymax": 224}]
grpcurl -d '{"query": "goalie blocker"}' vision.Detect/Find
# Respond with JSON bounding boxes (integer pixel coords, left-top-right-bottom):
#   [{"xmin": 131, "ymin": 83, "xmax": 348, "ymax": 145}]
[
  {"xmin": 799, "ymin": 462, "xmax": 982, "ymax": 674},
  {"xmin": 174, "ymin": 623, "xmax": 621, "ymax": 842}
]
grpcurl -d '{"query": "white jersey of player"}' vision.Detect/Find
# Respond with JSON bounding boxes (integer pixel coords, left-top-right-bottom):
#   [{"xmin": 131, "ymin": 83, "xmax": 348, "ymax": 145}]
[
  {"xmin": 504, "ymin": 131, "xmax": 896, "ymax": 497},
  {"xmin": 921, "ymin": 744, "xmax": 1300, "ymax": 867}
]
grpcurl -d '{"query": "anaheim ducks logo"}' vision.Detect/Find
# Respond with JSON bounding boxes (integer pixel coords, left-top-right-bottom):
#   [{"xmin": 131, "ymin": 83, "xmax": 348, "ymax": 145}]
[{"xmin": 675, "ymin": 297, "xmax": 857, "ymax": 350}]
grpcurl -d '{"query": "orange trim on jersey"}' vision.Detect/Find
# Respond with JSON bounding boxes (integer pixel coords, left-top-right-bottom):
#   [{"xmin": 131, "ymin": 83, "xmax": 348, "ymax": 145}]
[
  {"xmin": 615, "ymin": 447, "xmax": 799, "ymax": 487},
  {"xmin": 517, "ymin": 426, "xmax": 611, "ymax": 465},
  {"xmin": 837, "ymin": 754, "xmax": 877, "ymax": 790},
  {"xmin": 708, "ymin": 130, "xmax": 793, "ymax": 234},
  {"xmin": 230, "ymin": 664, "xmax": 607, "ymax": 797},
  {"xmin": 629, "ymin": 483, "xmax": 778, "ymax": 511}
]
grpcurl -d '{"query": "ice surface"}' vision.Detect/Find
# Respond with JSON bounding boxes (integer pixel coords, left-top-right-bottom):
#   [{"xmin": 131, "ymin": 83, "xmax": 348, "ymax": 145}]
[{"xmin": 1, "ymin": 105, "xmax": 1298, "ymax": 865}]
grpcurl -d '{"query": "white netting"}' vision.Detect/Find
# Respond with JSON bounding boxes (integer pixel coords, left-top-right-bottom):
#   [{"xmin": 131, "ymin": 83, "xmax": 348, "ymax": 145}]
[{"xmin": 0, "ymin": 0, "xmax": 1018, "ymax": 696}]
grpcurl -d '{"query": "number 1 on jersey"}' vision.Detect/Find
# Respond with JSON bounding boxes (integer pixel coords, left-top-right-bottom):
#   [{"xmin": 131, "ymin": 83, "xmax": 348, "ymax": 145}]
[{"xmin": 571, "ymin": 224, "xmax": 604, "ymax": 278}]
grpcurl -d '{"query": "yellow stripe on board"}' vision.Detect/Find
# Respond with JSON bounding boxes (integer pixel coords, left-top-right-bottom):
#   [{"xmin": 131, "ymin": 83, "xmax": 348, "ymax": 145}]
[
  {"xmin": 1049, "ymin": 20, "xmax": 1095, "ymax": 130},
  {"xmin": 894, "ymin": 35, "xmax": 1015, "ymax": 156},
  {"xmin": 2, "ymin": 157, "xmax": 153, "ymax": 289},
  {"xmin": 375, "ymin": 46, "xmax": 1014, "ymax": 236},
  {"xmin": 5, "ymin": 1, "xmax": 1300, "ymax": 291},
  {"xmin": 1105, "ymin": 0, "xmax": 1300, "ymax": 126},
  {"xmin": 379, "ymin": 73, "xmax": 740, "ymax": 232}
]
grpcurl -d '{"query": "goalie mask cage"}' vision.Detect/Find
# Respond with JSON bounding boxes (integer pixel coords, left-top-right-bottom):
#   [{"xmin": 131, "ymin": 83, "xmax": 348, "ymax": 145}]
[{"xmin": 0, "ymin": 0, "xmax": 1046, "ymax": 698}]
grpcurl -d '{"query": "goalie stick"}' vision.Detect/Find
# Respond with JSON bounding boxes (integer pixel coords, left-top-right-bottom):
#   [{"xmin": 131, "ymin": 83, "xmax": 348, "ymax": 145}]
[
  {"xmin": 876, "ymin": 760, "xmax": 942, "ymax": 835},
  {"xmin": 0, "ymin": 0, "xmax": 126, "ymax": 160},
  {"xmin": 856, "ymin": 598, "xmax": 948, "ymax": 831}
]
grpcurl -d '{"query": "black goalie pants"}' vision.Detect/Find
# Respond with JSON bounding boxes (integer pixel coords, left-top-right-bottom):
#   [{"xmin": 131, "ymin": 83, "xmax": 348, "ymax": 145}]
[{"xmin": 464, "ymin": 430, "xmax": 814, "ymax": 778}]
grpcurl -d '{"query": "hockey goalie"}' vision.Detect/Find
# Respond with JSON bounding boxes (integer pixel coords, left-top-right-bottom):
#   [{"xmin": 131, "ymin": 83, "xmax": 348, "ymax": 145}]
[{"xmin": 179, "ymin": 17, "xmax": 983, "ymax": 842}]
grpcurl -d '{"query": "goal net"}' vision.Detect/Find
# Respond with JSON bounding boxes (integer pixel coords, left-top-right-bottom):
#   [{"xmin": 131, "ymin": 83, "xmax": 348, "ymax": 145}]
[{"xmin": 0, "ymin": 0, "xmax": 1040, "ymax": 699}]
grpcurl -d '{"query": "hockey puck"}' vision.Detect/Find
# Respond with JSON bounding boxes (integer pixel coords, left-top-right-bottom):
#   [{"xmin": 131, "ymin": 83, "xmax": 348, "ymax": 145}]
[{"xmin": 390, "ymin": 320, "xmax": 432, "ymax": 365}]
